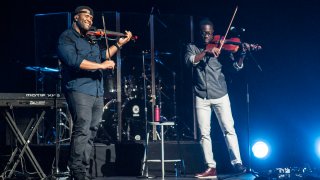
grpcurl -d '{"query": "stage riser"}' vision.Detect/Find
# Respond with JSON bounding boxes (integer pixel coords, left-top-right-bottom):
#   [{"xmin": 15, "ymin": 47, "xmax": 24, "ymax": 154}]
[{"xmin": 0, "ymin": 141, "xmax": 234, "ymax": 177}]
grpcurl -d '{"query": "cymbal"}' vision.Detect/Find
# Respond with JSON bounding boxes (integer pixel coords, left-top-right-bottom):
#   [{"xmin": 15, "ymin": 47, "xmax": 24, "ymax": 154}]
[
  {"xmin": 127, "ymin": 50, "xmax": 172, "ymax": 59},
  {"xmin": 143, "ymin": 50, "xmax": 172, "ymax": 56},
  {"xmin": 25, "ymin": 66, "xmax": 59, "ymax": 73}
]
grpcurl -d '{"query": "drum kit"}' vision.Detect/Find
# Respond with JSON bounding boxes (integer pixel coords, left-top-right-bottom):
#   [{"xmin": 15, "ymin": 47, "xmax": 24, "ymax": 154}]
[{"xmin": 97, "ymin": 50, "xmax": 178, "ymax": 143}]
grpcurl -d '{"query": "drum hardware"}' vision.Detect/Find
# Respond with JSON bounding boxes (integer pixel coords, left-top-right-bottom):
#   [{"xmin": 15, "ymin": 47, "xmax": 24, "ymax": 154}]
[
  {"xmin": 98, "ymin": 97, "xmax": 149, "ymax": 143},
  {"xmin": 140, "ymin": 50, "xmax": 163, "ymax": 141},
  {"xmin": 100, "ymin": 49, "xmax": 177, "ymax": 142},
  {"xmin": 104, "ymin": 73, "xmax": 117, "ymax": 99},
  {"xmin": 123, "ymin": 75, "xmax": 140, "ymax": 99},
  {"xmin": 49, "ymin": 60, "xmax": 71, "ymax": 179},
  {"xmin": 25, "ymin": 66, "xmax": 59, "ymax": 73},
  {"xmin": 129, "ymin": 50, "xmax": 172, "ymax": 60},
  {"xmin": 95, "ymin": 98, "xmax": 150, "ymax": 144},
  {"xmin": 138, "ymin": 50, "xmax": 172, "ymax": 59},
  {"xmin": 97, "ymin": 99, "xmax": 118, "ymax": 143},
  {"xmin": 101, "ymin": 73, "xmax": 181, "ymax": 142},
  {"xmin": 155, "ymin": 71, "xmax": 192, "ymax": 140},
  {"xmin": 105, "ymin": 73, "xmax": 144, "ymax": 101},
  {"xmin": 122, "ymin": 97, "xmax": 151, "ymax": 141},
  {"xmin": 25, "ymin": 66, "xmax": 60, "ymax": 93},
  {"xmin": 170, "ymin": 71, "xmax": 192, "ymax": 140}
]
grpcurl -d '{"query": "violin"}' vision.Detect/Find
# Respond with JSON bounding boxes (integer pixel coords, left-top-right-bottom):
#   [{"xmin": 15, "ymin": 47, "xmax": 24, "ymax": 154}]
[
  {"xmin": 86, "ymin": 29, "xmax": 138, "ymax": 41},
  {"xmin": 206, "ymin": 35, "xmax": 262, "ymax": 53},
  {"xmin": 204, "ymin": 6, "xmax": 261, "ymax": 56}
]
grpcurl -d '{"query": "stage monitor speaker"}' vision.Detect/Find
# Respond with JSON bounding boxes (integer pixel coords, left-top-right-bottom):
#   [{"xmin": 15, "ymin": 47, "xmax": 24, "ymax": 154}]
[{"xmin": 88, "ymin": 143, "xmax": 117, "ymax": 178}]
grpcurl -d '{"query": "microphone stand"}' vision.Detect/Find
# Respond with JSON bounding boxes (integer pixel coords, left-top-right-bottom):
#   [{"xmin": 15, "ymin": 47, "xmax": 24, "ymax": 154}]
[
  {"xmin": 221, "ymin": 49, "xmax": 262, "ymax": 180},
  {"xmin": 244, "ymin": 50, "xmax": 262, "ymax": 177}
]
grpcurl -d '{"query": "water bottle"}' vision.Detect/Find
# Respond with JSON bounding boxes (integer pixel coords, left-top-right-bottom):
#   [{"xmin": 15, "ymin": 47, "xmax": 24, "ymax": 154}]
[{"xmin": 154, "ymin": 105, "xmax": 160, "ymax": 122}]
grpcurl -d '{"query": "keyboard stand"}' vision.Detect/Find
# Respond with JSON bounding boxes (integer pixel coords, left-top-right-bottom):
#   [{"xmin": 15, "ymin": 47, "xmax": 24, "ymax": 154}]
[{"xmin": 1, "ymin": 109, "xmax": 47, "ymax": 179}]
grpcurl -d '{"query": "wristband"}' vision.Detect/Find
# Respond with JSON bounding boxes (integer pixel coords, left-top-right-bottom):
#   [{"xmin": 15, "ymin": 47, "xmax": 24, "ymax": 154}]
[{"xmin": 115, "ymin": 43, "xmax": 122, "ymax": 50}]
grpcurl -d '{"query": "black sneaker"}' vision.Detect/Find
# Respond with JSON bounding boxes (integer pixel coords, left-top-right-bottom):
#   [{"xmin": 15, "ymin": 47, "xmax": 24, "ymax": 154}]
[{"xmin": 233, "ymin": 163, "xmax": 246, "ymax": 173}]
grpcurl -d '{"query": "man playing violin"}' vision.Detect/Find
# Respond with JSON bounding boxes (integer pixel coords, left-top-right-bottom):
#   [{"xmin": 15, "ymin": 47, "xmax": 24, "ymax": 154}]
[
  {"xmin": 57, "ymin": 6, "xmax": 132, "ymax": 180},
  {"xmin": 185, "ymin": 18, "xmax": 247, "ymax": 178}
]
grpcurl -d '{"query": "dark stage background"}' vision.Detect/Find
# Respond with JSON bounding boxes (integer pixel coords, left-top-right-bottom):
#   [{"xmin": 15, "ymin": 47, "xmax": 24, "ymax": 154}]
[{"xmin": 1, "ymin": 0, "xmax": 320, "ymax": 172}]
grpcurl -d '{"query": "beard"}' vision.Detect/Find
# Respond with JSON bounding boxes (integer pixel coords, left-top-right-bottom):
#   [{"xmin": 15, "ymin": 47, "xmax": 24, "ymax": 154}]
[{"xmin": 76, "ymin": 20, "xmax": 92, "ymax": 32}]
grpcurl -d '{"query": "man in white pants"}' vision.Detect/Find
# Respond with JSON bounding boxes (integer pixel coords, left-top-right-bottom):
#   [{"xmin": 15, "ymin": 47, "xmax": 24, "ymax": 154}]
[{"xmin": 185, "ymin": 18, "xmax": 247, "ymax": 179}]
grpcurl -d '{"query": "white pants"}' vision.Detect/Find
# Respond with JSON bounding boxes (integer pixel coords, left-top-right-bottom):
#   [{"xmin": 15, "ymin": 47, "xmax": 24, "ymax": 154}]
[{"xmin": 196, "ymin": 94, "xmax": 242, "ymax": 168}]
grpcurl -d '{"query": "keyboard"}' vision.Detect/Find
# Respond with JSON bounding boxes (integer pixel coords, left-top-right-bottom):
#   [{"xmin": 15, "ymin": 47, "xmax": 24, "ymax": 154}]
[{"xmin": 0, "ymin": 93, "xmax": 67, "ymax": 108}]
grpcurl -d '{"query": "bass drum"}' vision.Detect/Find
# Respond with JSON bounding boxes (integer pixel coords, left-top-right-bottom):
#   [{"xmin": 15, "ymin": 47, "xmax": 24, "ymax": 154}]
[
  {"xmin": 97, "ymin": 98, "xmax": 151, "ymax": 142},
  {"xmin": 97, "ymin": 99, "xmax": 118, "ymax": 143},
  {"xmin": 122, "ymin": 98, "xmax": 152, "ymax": 141}
]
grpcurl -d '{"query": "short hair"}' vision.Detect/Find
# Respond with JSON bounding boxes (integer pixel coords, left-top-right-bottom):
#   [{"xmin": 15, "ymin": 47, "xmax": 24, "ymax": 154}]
[
  {"xmin": 199, "ymin": 18, "xmax": 214, "ymax": 29},
  {"xmin": 74, "ymin": 6, "xmax": 94, "ymax": 16}
]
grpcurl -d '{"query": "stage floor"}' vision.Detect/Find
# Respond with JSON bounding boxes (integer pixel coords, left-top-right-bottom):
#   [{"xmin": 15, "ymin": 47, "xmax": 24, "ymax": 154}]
[
  {"xmin": 51, "ymin": 174, "xmax": 256, "ymax": 180},
  {"xmin": 92, "ymin": 174, "xmax": 256, "ymax": 179}
]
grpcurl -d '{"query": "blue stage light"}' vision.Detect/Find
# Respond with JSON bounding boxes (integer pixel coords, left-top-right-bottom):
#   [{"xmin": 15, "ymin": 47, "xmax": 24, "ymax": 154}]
[
  {"xmin": 252, "ymin": 141, "xmax": 269, "ymax": 158},
  {"xmin": 315, "ymin": 138, "xmax": 320, "ymax": 158}
]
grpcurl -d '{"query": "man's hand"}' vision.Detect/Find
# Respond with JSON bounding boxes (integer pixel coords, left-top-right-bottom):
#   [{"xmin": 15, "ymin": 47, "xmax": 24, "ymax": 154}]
[
  {"xmin": 207, "ymin": 47, "xmax": 220, "ymax": 57},
  {"xmin": 101, "ymin": 60, "xmax": 115, "ymax": 70},
  {"xmin": 117, "ymin": 30, "xmax": 132, "ymax": 47}
]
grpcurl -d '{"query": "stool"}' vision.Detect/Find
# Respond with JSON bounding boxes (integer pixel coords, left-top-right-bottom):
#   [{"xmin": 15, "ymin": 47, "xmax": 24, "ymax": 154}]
[{"xmin": 141, "ymin": 121, "xmax": 185, "ymax": 179}]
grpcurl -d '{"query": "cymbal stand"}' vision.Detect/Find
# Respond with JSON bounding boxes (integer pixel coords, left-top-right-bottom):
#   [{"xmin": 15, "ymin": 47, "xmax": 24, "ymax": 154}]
[
  {"xmin": 140, "ymin": 51, "xmax": 150, "ymax": 176},
  {"xmin": 138, "ymin": 51, "xmax": 155, "ymax": 179},
  {"xmin": 172, "ymin": 72, "xmax": 177, "ymax": 122},
  {"xmin": 36, "ymin": 70, "xmax": 45, "ymax": 93},
  {"xmin": 50, "ymin": 60, "xmax": 70, "ymax": 178}
]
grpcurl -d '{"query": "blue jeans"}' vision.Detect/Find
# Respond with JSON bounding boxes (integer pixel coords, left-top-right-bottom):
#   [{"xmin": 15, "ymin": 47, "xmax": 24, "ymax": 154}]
[
  {"xmin": 65, "ymin": 91, "xmax": 104, "ymax": 174},
  {"xmin": 196, "ymin": 94, "xmax": 242, "ymax": 168}
]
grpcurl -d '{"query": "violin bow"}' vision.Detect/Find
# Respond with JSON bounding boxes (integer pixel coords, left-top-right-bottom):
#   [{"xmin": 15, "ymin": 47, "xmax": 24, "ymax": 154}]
[
  {"xmin": 218, "ymin": 6, "xmax": 238, "ymax": 53},
  {"xmin": 102, "ymin": 13, "xmax": 112, "ymax": 61}
]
